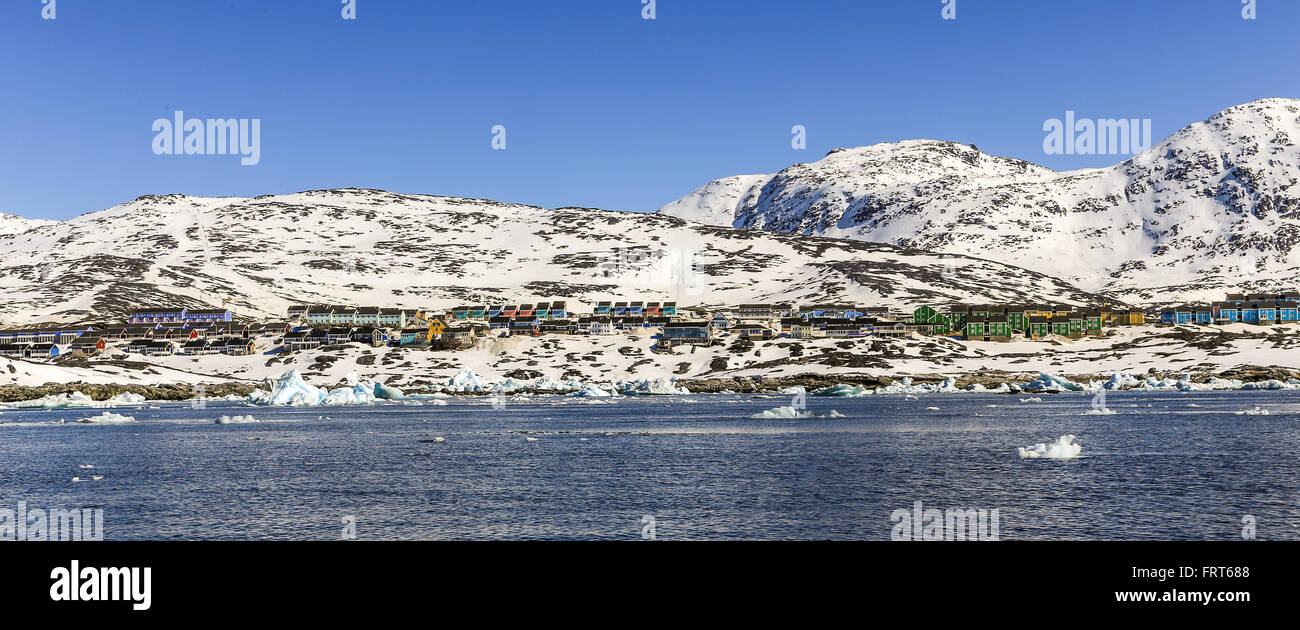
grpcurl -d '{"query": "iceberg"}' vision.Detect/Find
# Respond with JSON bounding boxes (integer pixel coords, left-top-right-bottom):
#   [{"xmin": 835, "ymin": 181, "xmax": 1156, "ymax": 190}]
[
  {"xmin": 1024, "ymin": 373, "xmax": 1087, "ymax": 392},
  {"xmin": 0, "ymin": 390, "xmax": 147, "ymax": 409},
  {"xmin": 216, "ymin": 414, "xmax": 258, "ymax": 424},
  {"xmin": 77, "ymin": 411, "xmax": 137, "ymax": 424},
  {"xmin": 751, "ymin": 405, "xmax": 845, "ymax": 419},
  {"xmin": 247, "ymin": 370, "xmax": 408, "ymax": 406},
  {"xmin": 567, "ymin": 385, "xmax": 619, "ymax": 398},
  {"xmin": 617, "ymin": 377, "xmax": 690, "ymax": 395},
  {"xmin": 1017, "ymin": 434, "xmax": 1082, "ymax": 459}
]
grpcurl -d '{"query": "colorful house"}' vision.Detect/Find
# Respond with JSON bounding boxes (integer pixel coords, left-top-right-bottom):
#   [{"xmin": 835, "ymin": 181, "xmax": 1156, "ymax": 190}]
[
  {"xmin": 398, "ymin": 328, "xmax": 432, "ymax": 346},
  {"xmin": 1214, "ymin": 302, "xmax": 1240, "ymax": 323},
  {"xmin": 912, "ymin": 306, "xmax": 953, "ymax": 335}
]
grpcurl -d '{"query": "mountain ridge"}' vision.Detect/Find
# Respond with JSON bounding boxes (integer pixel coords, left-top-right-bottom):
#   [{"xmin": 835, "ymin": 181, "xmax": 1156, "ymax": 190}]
[
  {"xmin": 0, "ymin": 188, "xmax": 1119, "ymax": 326},
  {"xmin": 659, "ymin": 98, "xmax": 1300, "ymax": 303}
]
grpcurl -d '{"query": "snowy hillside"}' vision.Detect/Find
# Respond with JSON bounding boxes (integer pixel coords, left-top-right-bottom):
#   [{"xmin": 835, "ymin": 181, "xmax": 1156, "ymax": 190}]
[
  {"xmin": 659, "ymin": 98, "xmax": 1300, "ymax": 304},
  {"xmin": 3, "ymin": 322, "xmax": 1297, "ymax": 392},
  {"xmin": 0, "ymin": 212, "xmax": 53, "ymax": 236},
  {"xmin": 0, "ymin": 189, "xmax": 1115, "ymax": 325}
]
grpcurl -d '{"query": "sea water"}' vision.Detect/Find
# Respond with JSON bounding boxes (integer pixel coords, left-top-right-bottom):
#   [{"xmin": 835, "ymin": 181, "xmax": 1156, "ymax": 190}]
[{"xmin": 0, "ymin": 390, "xmax": 1297, "ymax": 540}]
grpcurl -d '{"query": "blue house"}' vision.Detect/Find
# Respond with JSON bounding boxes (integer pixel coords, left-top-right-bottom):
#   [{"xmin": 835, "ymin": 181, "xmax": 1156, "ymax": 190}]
[
  {"xmin": 594, "ymin": 301, "xmax": 612, "ymax": 315},
  {"xmin": 1257, "ymin": 304, "xmax": 1278, "ymax": 324},
  {"xmin": 1214, "ymin": 303, "xmax": 1240, "ymax": 323},
  {"xmin": 1193, "ymin": 306, "xmax": 1213, "ymax": 324},
  {"xmin": 1175, "ymin": 307, "xmax": 1193, "ymax": 324},
  {"xmin": 1242, "ymin": 304, "xmax": 1260, "ymax": 324},
  {"xmin": 184, "ymin": 308, "xmax": 233, "ymax": 323},
  {"xmin": 130, "ymin": 307, "xmax": 187, "ymax": 323},
  {"xmin": 613, "ymin": 302, "xmax": 629, "ymax": 317},
  {"xmin": 1280, "ymin": 304, "xmax": 1299, "ymax": 322}
]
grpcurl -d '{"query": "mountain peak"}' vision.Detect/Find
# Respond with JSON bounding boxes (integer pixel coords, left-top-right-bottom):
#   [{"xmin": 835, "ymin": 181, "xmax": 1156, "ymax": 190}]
[{"xmin": 658, "ymin": 99, "xmax": 1300, "ymax": 303}]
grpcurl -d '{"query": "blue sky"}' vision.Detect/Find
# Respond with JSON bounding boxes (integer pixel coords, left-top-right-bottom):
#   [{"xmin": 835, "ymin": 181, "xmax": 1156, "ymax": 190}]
[{"xmin": 1, "ymin": 0, "xmax": 1296, "ymax": 219}]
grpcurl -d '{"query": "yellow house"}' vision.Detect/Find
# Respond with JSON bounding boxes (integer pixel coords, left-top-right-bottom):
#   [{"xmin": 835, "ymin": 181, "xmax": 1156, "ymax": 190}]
[{"xmin": 427, "ymin": 317, "xmax": 446, "ymax": 335}]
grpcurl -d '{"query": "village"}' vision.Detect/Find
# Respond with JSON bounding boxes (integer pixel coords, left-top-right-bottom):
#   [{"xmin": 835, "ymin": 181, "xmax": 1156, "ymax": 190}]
[{"xmin": 0, "ymin": 291, "xmax": 1297, "ymax": 362}]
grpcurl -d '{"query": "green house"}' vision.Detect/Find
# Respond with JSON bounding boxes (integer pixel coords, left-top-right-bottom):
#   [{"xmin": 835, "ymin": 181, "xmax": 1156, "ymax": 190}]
[
  {"xmin": 1068, "ymin": 316, "xmax": 1084, "ymax": 337},
  {"xmin": 1051, "ymin": 320, "xmax": 1070, "ymax": 336},
  {"xmin": 1004, "ymin": 307, "xmax": 1028, "ymax": 332},
  {"xmin": 1083, "ymin": 312, "xmax": 1102, "ymax": 334},
  {"xmin": 1029, "ymin": 317, "xmax": 1051, "ymax": 338},
  {"xmin": 913, "ymin": 306, "xmax": 953, "ymax": 335},
  {"xmin": 987, "ymin": 316, "xmax": 1011, "ymax": 339}
]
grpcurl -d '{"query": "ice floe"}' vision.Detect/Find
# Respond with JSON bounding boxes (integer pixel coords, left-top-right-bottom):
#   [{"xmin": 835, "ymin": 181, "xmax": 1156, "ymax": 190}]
[
  {"xmin": 1235, "ymin": 406, "xmax": 1270, "ymax": 416},
  {"xmin": 247, "ymin": 370, "xmax": 428, "ymax": 406},
  {"xmin": 77, "ymin": 411, "xmax": 137, "ymax": 424},
  {"xmin": 751, "ymin": 405, "xmax": 846, "ymax": 419},
  {"xmin": 216, "ymin": 414, "xmax": 258, "ymax": 424},
  {"xmin": 1017, "ymin": 435, "xmax": 1082, "ymax": 459}
]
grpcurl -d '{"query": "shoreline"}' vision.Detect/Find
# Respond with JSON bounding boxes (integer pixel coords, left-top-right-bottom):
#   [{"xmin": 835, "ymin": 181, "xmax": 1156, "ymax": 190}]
[{"xmin": 4, "ymin": 364, "xmax": 1299, "ymax": 402}]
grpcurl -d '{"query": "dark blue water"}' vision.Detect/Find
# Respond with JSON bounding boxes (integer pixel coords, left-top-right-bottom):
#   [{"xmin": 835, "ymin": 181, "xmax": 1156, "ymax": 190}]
[{"xmin": 1, "ymin": 391, "xmax": 1298, "ymax": 540}]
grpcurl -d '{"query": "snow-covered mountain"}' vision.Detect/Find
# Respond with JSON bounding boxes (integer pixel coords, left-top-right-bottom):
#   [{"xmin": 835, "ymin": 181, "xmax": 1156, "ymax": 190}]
[
  {"xmin": 659, "ymin": 98, "xmax": 1300, "ymax": 304},
  {"xmin": 0, "ymin": 212, "xmax": 52, "ymax": 236},
  {"xmin": 0, "ymin": 189, "xmax": 1115, "ymax": 325}
]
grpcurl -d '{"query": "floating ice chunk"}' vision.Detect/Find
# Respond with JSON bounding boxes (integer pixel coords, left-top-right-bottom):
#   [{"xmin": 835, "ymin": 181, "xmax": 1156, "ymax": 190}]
[
  {"xmin": 925, "ymin": 406, "xmax": 940, "ymax": 410},
  {"xmin": 1019, "ymin": 397, "xmax": 1043, "ymax": 403},
  {"xmin": 618, "ymin": 377, "xmax": 690, "ymax": 395},
  {"xmin": 751, "ymin": 405, "xmax": 844, "ymax": 419},
  {"xmin": 79, "ymin": 464, "xmax": 94, "ymax": 469},
  {"xmin": 1083, "ymin": 408, "xmax": 1117, "ymax": 415},
  {"xmin": 778, "ymin": 386, "xmax": 806, "ymax": 395},
  {"xmin": 526, "ymin": 437, "xmax": 539, "ymax": 442},
  {"xmin": 105, "ymin": 392, "xmax": 147, "ymax": 405},
  {"xmin": 443, "ymin": 369, "xmax": 489, "ymax": 393},
  {"xmin": 1017, "ymin": 435, "xmax": 1082, "ymax": 459},
  {"xmin": 216, "ymin": 414, "xmax": 258, "ymax": 424},
  {"xmin": 814, "ymin": 384, "xmax": 873, "ymax": 397},
  {"xmin": 567, "ymin": 385, "xmax": 619, "ymax": 398},
  {"xmin": 77, "ymin": 411, "xmax": 136, "ymax": 424},
  {"xmin": 248, "ymin": 370, "xmax": 395, "ymax": 406},
  {"xmin": 1024, "ymin": 373, "xmax": 1086, "ymax": 393},
  {"xmin": 1235, "ymin": 406, "xmax": 1270, "ymax": 416}
]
